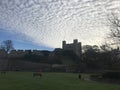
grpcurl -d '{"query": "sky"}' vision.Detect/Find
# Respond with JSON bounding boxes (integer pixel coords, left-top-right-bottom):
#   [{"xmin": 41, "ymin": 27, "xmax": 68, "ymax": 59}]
[{"xmin": 0, "ymin": 0, "xmax": 120, "ymax": 50}]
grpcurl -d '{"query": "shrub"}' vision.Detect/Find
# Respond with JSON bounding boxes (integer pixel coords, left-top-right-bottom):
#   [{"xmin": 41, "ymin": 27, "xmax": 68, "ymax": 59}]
[
  {"xmin": 102, "ymin": 71, "xmax": 120, "ymax": 79},
  {"xmin": 90, "ymin": 74, "xmax": 102, "ymax": 80}
]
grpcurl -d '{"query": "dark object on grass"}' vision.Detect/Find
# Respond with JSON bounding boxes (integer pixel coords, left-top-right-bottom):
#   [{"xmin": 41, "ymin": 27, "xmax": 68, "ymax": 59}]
[
  {"xmin": 33, "ymin": 72, "xmax": 42, "ymax": 77},
  {"xmin": 78, "ymin": 74, "xmax": 81, "ymax": 79}
]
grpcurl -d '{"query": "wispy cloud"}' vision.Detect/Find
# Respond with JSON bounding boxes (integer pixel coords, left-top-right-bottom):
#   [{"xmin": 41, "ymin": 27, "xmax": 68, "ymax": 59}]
[{"xmin": 0, "ymin": 0, "xmax": 120, "ymax": 48}]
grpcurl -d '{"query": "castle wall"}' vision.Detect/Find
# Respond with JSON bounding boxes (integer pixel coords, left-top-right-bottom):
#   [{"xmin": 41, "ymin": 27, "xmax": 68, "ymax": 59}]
[
  {"xmin": 8, "ymin": 50, "xmax": 44, "ymax": 58},
  {"xmin": 32, "ymin": 50, "xmax": 43, "ymax": 56}
]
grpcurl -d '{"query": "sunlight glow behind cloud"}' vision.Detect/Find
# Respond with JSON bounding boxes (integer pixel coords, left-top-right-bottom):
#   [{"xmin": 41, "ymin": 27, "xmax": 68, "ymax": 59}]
[{"xmin": 0, "ymin": 0, "xmax": 120, "ymax": 48}]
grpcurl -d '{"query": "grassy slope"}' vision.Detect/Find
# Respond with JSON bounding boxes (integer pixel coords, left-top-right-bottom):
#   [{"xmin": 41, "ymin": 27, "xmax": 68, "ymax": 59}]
[{"xmin": 0, "ymin": 72, "xmax": 120, "ymax": 90}]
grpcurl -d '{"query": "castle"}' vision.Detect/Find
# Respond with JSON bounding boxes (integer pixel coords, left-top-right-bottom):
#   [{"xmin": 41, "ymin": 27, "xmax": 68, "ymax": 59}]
[
  {"xmin": 62, "ymin": 39, "xmax": 82, "ymax": 57},
  {"xmin": 0, "ymin": 39, "xmax": 82, "ymax": 71},
  {"xmin": 0, "ymin": 39, "xmax": 82, "ymax": 58}
]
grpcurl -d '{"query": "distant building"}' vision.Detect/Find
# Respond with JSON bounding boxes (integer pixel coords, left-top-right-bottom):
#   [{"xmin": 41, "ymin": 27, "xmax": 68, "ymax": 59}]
[
  {"xmin": 8, "ymin": 50, "xmax": 44, "ymax": 58},
  {"xmin": 62, "ymin": 39, "xmax": 82, "ymax": 57}
]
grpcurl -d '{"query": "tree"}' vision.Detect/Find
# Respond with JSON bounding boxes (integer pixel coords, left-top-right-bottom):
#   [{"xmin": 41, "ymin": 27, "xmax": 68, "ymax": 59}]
[
  {"xmin": 107, "ymin": 13, "xmax": 120, "ymax": 47},
  {"xmin": 82, "ymin": 45, "xmax": 101, "ymax": 70},
  {"xmin": 102, "ymin": 13, "xmax": 120, "ymax": 70},
  {"xmin": 82, "ymin": 45, "xmax": 100, "ymax": 53},
  {"xmin": 82, "ymin": 45, "xmax": 93, "ymax": 53},
  {"xmin": 0, "ymin": 40, "xmax": 14, "ymax": 54},
  {"xmin": 0, "ymin": 40, "xmax": 14, "ymax": 71},
  {"xmin": 100, "ymin": 43, "xmax": 112, "ymax": 52}
]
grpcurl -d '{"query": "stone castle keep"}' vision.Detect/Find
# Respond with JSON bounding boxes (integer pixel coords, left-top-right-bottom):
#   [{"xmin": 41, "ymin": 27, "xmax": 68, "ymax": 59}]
[{"xmin": 62, "ymin": 39, "xmax": 82, "ymax": 57}]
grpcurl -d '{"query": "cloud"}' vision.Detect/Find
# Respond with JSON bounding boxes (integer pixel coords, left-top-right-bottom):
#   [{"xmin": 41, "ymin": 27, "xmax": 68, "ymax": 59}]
[{"xmin": 0, "ymin": 0, "xmax": 120, "ymax": 48}]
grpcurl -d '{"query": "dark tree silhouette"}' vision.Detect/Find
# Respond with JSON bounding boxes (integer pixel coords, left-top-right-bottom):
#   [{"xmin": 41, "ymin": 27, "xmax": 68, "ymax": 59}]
[
  {"xmin": 108, "ymin": 13, "xmax": 120, "ymax": 47},
  {"xmin": 100, "ymin": 43, "xmax": 112, "ymax": 52},
  {"xmin": 0, "ymin": 40, "xmax": 14, "ymax": 71},
  {"xmin": 82, "ymin": 45, "xmax": 100, "ymax": 53},
  {"xmin": 0, "ymin": 40, "xmax": 14, "ymax": 54},
  {"xmin": 82, "ymin": 45, "xmax": 101, "ymax": 70}
]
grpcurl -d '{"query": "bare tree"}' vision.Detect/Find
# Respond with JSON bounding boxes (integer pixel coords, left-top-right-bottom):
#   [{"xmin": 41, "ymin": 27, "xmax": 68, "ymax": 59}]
[
  {"xmin": 100, "ymin": 43, "xmax": 112, "ymax": 52},
  {"xmin": 0, "ymin": 40, "xmax": 14, "ymax": 54},
  {"xmin": 82, "ymin": 45, "xmax": 100, "ymax": 53},
  {"xmin": 108, "ymin": 13, "xmax": 120, "ymax": 47},
  {"xmin": 0, "ymin": 40, "xmax": 14, "ymax": 71}
]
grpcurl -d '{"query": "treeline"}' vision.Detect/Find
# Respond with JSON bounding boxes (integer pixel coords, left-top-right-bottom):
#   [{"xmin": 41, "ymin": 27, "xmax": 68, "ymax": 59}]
[
  {"xmin": 82, "ymin": 45, "xmax": 120, "ymax": 71},
  {"xmin": 1, "ymin": 40, "xmax": 120, "ymax": 71},
  {"xmin": 9, "ymin": 50, "xmax": 80, "ymax": 65}
]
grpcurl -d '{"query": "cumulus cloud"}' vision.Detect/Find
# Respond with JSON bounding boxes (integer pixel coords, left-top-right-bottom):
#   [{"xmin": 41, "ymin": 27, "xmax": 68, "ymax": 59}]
[{"xmin": 0, "ymin": 0, "xmax": 120, "ymax": 48}]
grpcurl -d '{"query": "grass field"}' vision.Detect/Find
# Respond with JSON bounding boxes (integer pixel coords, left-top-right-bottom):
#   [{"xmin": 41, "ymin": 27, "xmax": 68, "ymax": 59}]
[{"xmin": 0, "ymin": 72, "xmax": 120, "ymax": 90}]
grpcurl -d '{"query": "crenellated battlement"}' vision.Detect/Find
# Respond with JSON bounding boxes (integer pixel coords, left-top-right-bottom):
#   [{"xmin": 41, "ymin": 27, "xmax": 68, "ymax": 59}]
[{"xmin": 62, "ymin": 39, "xmax": 82, "ymax": 57}]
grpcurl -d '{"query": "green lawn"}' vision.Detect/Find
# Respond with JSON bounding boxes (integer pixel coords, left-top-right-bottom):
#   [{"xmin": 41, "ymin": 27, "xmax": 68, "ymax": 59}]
[{"xmin": 0, "ymin": 72, "xmax": 120, "ymax": 90}]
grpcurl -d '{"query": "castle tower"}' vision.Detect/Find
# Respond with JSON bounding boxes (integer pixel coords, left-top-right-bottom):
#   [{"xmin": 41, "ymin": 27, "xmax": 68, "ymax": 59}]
[
  {"xmin": 62, "ymin": 39, "xmax": 82, "ymax": 57},
  {"xmin": 73, "ymin": 39, "xmax": 78, "ymax": 44},
  {"xmin": 62, "ymin": 40, "xmax": 66, "ymax": 49}
]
